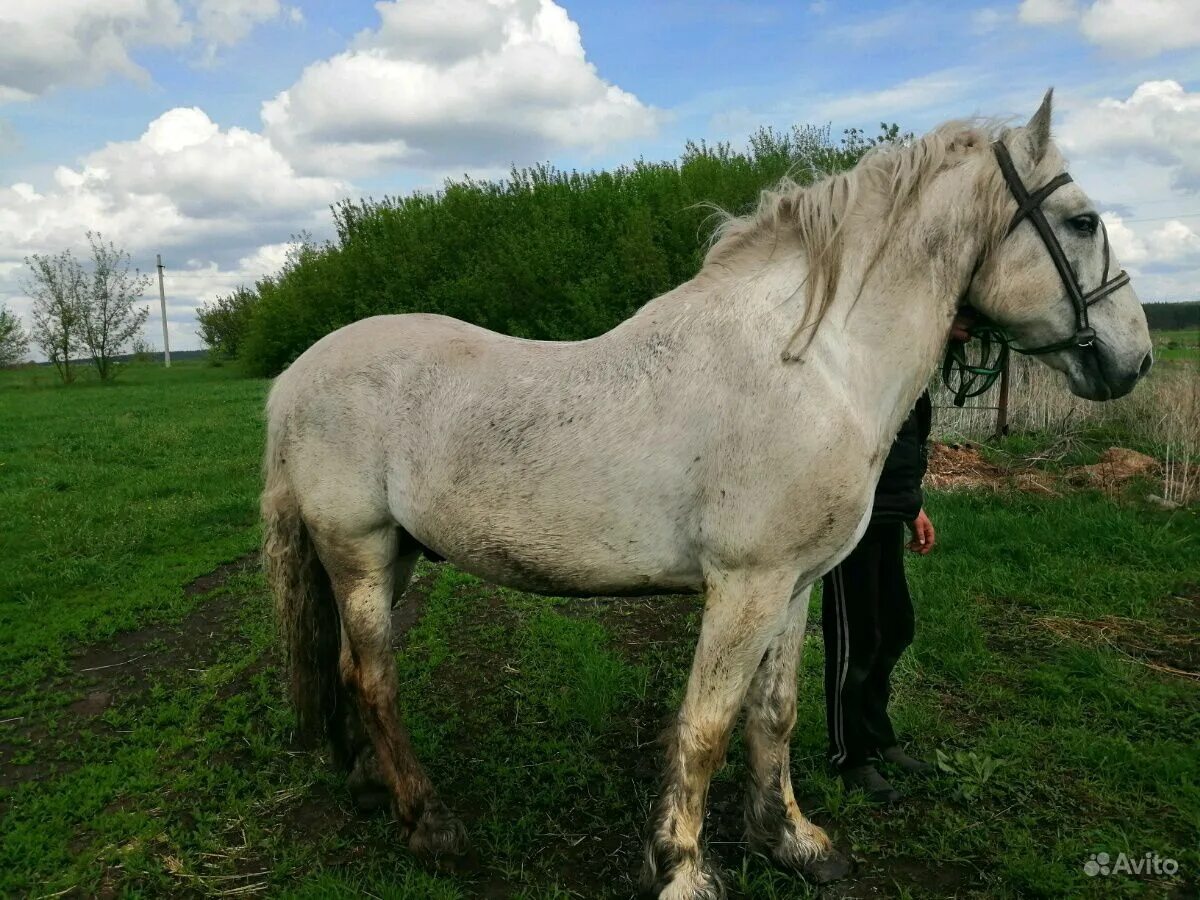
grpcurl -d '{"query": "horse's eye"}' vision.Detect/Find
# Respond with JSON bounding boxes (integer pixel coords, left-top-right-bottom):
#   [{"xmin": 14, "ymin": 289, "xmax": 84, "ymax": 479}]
[{"xmin": 1068, "ymin": 213, "xmax": 1099, "ymax": 236}]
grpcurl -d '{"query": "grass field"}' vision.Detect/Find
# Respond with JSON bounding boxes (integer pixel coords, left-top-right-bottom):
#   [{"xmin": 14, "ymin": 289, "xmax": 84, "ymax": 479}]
[
  {"xmin": 1, "ymin": 361, "xmax": 1197, "ymax": 898},
  {"xmin": 1152, "ymin": 329, "xmax": 1200, "ymax": 365}
]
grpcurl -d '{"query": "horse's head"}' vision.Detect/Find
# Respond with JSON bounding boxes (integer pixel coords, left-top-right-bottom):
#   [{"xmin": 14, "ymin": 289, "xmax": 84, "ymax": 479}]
[{"xmin": 967, "ymin": 90, "xmax": 1153, "ymax": 400}]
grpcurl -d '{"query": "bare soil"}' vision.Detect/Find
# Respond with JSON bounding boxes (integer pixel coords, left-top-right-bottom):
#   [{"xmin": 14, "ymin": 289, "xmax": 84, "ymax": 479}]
[{"xmin": 0, "ymin": 552, "xmax": 257, "ymax": 791}]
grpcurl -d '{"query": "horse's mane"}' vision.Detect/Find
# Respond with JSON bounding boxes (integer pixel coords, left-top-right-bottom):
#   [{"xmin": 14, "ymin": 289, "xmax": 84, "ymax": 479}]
[{"xmin": 704, "ymin": 119, "xmax": 1014, "ymax": 359}]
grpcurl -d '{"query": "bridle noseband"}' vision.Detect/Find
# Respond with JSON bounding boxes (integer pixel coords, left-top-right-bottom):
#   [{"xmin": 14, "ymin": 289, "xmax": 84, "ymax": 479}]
[
  {"xmin": 942, "ymin": 140, "xmax": 1130, "ymax": 405},
  {"xmin": 991, "ymin": 140, "xmax": 1129, "ymax": 355}
]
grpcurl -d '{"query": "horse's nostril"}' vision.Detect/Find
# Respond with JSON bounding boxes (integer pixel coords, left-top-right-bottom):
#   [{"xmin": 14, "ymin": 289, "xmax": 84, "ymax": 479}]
[{"xmin": 1140, "ymin": 352, "xmax": 1154, "ymax": 377}]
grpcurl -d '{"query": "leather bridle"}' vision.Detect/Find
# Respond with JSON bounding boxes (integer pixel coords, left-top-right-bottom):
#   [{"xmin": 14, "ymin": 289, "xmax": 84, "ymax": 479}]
[
  {"xmin": 941, "ymin": 140, "xmax": 1130, "ymax": 406},
  {"xmin": 991, "ymin": 140, "xmax": 1129, "ymax": 355}
]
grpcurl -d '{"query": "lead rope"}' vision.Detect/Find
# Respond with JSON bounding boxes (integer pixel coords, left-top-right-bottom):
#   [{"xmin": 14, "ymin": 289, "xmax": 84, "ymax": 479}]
[{"xmin": 941, "ymin": 322, "xmax": 1011, "ymax": 407}]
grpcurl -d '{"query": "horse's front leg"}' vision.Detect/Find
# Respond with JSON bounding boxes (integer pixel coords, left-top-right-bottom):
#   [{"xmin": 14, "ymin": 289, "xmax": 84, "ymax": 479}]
[
  {"xmin": 742, "ymin": 582, "xmax": 850, "ymax": 883},
  {"xmin": 642, "ymin": 566, "xmax": 796, "ymax": 900}
]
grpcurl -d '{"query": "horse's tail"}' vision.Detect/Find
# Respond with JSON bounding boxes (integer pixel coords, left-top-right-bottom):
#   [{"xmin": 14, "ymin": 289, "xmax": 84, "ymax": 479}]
[{"xmin": 262, "ymin": 419, "xmax": 342, "ymax": 748}]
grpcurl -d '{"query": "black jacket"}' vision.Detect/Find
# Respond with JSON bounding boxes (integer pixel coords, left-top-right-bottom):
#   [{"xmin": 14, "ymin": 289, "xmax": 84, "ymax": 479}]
[{"xmin": 871, "ymin": 391, "xmax": 932, "ymax": 523}]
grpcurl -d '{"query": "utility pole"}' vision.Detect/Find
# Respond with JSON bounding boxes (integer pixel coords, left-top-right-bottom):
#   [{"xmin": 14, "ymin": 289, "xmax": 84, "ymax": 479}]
[
  {"xmin": 994, "ymin": 359, "xmax": 1010, "ymax": 439},
  {"xmin": 156, "ymin": 254, "xmax": 171, "ymax": 367}
]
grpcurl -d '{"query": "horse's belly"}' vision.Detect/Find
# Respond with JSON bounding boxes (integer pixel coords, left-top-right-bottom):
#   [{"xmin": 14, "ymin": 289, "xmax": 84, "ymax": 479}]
[
  {"xmin": 440, "ymin": 532, "xmax": 702, "ymax": 597},
  {"xmin": 404, "ymin": 496, "xmax": 702, "ymax": 597}
]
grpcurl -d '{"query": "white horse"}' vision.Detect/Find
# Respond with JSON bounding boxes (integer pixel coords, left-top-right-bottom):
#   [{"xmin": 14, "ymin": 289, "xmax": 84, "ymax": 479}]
[{"xmin": 262, "ymin": 92, "xmax": 1151, "ymax": 898}]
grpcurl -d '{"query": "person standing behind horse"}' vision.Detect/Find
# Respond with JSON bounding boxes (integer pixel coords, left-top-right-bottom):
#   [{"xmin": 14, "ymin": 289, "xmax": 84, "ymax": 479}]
[
  {"xmin": 822, "ymin": 315, "xmax": 972, "ymax": 803},
  {"xmin": 821, "ymin": 390, "xmax": 933, "ymax": 803}
]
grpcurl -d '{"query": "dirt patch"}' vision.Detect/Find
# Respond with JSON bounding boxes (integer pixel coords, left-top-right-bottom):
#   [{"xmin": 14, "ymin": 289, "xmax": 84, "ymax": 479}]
[
  {"xmin": 183, "ymin": 550, "xmax": 259, "ymax": 595},
  {"xmin": 824, "ymin": 855, "xmax": 980, "ymax": 898},
  {"xmin": 564, "ymin": 593, "xmax": 702, "ymax": 662},
  {"xmin": 68, "ymin": 690, "xmax": 114, "ymax": 717},
  {"xmin": 0, "ymin": 554, "xmax": 261, "ymax": 792},
  {"xmin": 391, "ymin": 565, "xmax": 439, "ymax": 649},
  {"xmin": 69, "ymin": 593, "xmax": 245, "ymax": 696}
]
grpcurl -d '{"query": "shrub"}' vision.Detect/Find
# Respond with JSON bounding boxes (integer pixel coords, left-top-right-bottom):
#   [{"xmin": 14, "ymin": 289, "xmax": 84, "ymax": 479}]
[
  {"xmin": 197, "ymin": 286, "xmax": 261, "ymax": 361},
  {"xmin": 235, "ymin": 124, "xmax": 900, "ymax": 376}
]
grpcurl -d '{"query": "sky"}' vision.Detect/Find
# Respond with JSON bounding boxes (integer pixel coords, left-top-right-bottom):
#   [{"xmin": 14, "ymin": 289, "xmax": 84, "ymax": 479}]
[{"xmin": 1, "ymin": 0, "xmax": 1198, "ymax": 353}]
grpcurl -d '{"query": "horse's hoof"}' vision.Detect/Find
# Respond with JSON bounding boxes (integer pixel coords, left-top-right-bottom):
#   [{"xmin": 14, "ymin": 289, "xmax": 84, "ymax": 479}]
[
  {"xmin": 409, "ymin": 800, "xmax": 470, "ymax": 870},
  {"xmin": 641, "ymin": 861, "xmax": 725, "ymax": 900},
  {"xmin": 802, "ymin": 848, "xmax": 852, "ymax": 884}
]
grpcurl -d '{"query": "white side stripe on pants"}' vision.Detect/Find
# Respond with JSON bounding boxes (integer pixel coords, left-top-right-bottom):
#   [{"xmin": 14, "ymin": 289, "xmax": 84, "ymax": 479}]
[{"xmin": 832, "ymin": 564, "xmax": 851, "ymax": 766}]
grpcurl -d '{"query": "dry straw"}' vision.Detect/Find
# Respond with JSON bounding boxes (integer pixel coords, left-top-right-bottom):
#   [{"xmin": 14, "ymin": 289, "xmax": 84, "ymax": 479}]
[{"xmin": 931, "ymin": 354, "xmax": 1199, "ymax": 504}]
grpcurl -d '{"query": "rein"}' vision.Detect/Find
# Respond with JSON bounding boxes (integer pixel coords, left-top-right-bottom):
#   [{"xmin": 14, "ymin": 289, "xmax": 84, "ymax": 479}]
[{"xmin": 941, "ymin": 141, "xmax": 1130, "ymax": 407}]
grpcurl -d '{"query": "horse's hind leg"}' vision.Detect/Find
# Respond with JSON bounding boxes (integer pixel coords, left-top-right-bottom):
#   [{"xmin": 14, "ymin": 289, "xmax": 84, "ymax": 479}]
[
  {"xmin": 313, "ymin": 524, "xmax": 467, "ymax": 863},
  {"xmin": 742, "ymin": 582, "xmax": 849, "ymax": 883},
  {"xmin": 343, "ymin": 545, "xmax": 422, "ymax": 815}
]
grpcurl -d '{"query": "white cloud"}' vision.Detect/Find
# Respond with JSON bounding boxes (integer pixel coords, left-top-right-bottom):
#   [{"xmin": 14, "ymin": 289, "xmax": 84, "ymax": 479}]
[
  {"xmin": 0, "ymin": 1, "xmax": 190, "ymax": 102},
  {"xmin": 261, "ymin": 0, "xmax": 659, "ymax": 175},
  {"xmin": 813, "ymin": 69, "xmax": 974, "ymax": 121},
  {"xmin": 194, "ymin": 0, "xmax": 280, "ymax": 45},
  {"xmin": 1017, "ymin": 0, "xmax": 1078, "ymax": 25},
  {"xmin": 1056, "ymin": 81, "xmax": 1200, "ymax": 302},
  {"xmin": 1103, "ymin": 212, "xmax": 1148, "ymax": 264},
  {"xmin": 1080, "ymin": 0, "xmax": 1200, "ymax": 57},
  {"xmin": 0, "ymin": 108, "xmax": 347, "ymax": 351},
  {"xmin": 1060, "ymin": 81, "xmax": 1200, "ymax": 193},
  {"xmin": 825, "ymin": 11, "xmax": 909, "ymax": 45},
  {"xmin": 193, "ymin": 0, "xmax": 299, "ymax": 60},
  {"xmin": 1109, "ymin": 208, "xmax": 1200, "ymax": 262},
  {"xmin": 1019, "ymin": 0, "xmax": 1200, "ymax": 57},
  {"xmin": 0, "ymin": 107, "xmax": 346, "ymax": 259},
  {"xmin": 0, "ymin": 0, "xmax": 300, "ymax": 102},
  {"xmin": 1100, "ymin": 213, "xmax": 1200, "ymax": 305},
  {"xmin": 1147, "ymin": 219, "xmax": 1200, "ymax": 262},
  {"xmin": 971, "ymin": 8, "xmax": 1008, "ymax": 34}
]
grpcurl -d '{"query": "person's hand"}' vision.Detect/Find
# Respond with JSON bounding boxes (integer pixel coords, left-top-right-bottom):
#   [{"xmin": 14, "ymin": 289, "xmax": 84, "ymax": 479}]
[
  {"xmin": 950, "ymin": 309, "xmax": 976, "ymax": 342},
  {"xmin": 907, "ymin": 509, "xmax": 935, "ymax": 554}
]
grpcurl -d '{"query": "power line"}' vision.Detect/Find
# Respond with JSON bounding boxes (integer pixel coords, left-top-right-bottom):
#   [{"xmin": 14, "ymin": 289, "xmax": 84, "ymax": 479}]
[{"xmin": 1114, "ymin": 211, "xmax": 1200, "ymax": 224}]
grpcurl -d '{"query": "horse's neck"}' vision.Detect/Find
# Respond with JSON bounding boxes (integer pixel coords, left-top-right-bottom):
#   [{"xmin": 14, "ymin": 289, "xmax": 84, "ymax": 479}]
[
  {"xmin": 823, "ymin": 279, "xmax": 948, "ymax": 446},
  {"xmin": 739, "ymin": 216, "xmax": 973, "ymax": 448},
  {"xmin": 815, "ymin": 215, "xmax": 975, "ymax": 446}
]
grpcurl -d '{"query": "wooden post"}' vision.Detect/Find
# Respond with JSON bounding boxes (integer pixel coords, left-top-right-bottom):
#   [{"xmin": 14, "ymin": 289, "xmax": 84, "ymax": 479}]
[
  {"xmin": 156, "ymin": 254, "xmax": 171, "ymax": 368},
  {"xmin": 994, "ymin": 358, "xmax": 1010, "ymax": 439}
]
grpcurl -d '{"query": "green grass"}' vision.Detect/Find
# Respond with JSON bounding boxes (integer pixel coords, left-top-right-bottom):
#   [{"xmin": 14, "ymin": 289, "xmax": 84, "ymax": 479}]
[
  {"xmin": 0, "ymin": 362, "xmax": 267, "ymax": 718},
  {"xmin": 1151, "ymin": 328, "xmax": 1200, "ymax": 364},
  {"xmin": 1, "ymin": 363, "xmax": 1197, "ymax": 898}
]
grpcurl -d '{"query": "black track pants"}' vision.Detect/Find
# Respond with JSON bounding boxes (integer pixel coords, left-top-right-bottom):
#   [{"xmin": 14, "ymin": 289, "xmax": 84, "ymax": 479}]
[{"xmin": 821, "ymin": 521, "xmax": 915, "ymax": 770}]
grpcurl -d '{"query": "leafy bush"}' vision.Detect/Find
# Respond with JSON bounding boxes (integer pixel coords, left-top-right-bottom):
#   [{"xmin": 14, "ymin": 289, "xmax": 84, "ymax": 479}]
[
  {"xmin": 197, "ymin": 286, "xmax": 261, "ymax": 361},
  {"xmin": 235, "ymin": 124, "xmax": 899, "ymax": 376}
]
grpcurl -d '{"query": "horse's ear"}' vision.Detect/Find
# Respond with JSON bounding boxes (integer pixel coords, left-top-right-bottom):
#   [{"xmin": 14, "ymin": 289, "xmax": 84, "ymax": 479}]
[{"xmin": 1026, "ymin": 88, "xmax": 1053, "ymax": 163}]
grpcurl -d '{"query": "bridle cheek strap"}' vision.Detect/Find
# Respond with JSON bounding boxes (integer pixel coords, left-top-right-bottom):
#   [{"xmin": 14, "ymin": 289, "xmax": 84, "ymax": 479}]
[{"xmin": 991, "ymin": 141, "xmax": 1130, "ymax": 356}]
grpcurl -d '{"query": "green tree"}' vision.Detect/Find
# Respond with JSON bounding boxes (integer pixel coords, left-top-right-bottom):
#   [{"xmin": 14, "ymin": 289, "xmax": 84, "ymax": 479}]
[
  {"xmin": 25, "ymin": 249, "xmax": 87, "ymax": 384},
  {"xmin": 81, "ymin": 232, "xmax": 151, "ymax": 381},
  {"xmin": 0, "ymin": 304, "xmax": 29, "ymax": 367}
]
